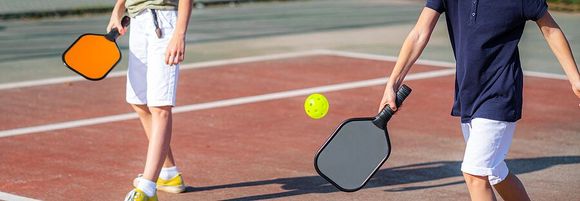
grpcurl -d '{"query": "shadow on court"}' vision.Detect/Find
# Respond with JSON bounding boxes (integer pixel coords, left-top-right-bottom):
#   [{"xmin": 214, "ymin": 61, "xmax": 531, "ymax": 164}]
[{"xmin": 182, "ymin": 156, "xmax": 580, "ymax": 200}]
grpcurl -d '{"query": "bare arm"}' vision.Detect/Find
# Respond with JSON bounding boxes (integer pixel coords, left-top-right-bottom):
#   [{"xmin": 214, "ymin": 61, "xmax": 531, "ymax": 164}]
[
  {"xmin": 536, "ymin": 12, "xmax": 580, "ymax": 106},
  {"xmin": 106, "ymin": 0, "xmax": 127, "ymax": 35},
  {"xmin": 379, "ymin": 8, "xmax": 441, "ymax": 112},
  {"xmin": 165, "ymin": 0, "xmax": 193, "ymax": 65}
]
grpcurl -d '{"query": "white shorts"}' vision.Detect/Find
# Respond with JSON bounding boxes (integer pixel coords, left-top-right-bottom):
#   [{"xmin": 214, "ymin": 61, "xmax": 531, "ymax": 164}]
[
  {"xmin": 126, "ymin": 9, "xmax": 179, "ymax": 107},
  {"xmin": 461, "ymin": 118, "xmax": 516, "ymax": 185}
]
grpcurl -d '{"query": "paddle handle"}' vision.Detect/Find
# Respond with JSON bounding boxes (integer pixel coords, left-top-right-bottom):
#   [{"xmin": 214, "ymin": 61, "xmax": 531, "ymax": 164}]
[
  {"xmin": 105, "ymin": 16, "xmax": 131, "ymax": 41},
  {"xmin": 372, "ymin": 84, "xmax": 412, "ymax": 129}
]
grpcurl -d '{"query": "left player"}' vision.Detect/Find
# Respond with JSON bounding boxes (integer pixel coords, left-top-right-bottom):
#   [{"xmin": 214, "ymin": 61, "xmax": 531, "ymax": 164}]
[{"xmin": 106, "ymin": 0, "xmax": 193, "ymax": 200}]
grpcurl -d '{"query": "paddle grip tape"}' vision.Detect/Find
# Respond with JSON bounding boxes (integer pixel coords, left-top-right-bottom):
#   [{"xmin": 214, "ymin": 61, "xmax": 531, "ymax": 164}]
[
  {"xmin": 105, "ymin": 16, "xmax": 131, "ymax": 41},
  {"xmin": 372, "ymin": 84, "xmax": 412, "ymax": 129}
]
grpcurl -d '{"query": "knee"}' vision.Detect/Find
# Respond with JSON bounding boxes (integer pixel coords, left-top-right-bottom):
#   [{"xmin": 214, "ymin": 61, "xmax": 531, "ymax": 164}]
[
  {"xmin": 132, "ymin": 104, "xmax": 152, "ymax": 117},
  {"xmin": 463, "ymin": 172, "xmax": 491, "ymax": 188},
  {"xmin": 149, "ymin": 106, "xmax": 172, "ymax": 118}
]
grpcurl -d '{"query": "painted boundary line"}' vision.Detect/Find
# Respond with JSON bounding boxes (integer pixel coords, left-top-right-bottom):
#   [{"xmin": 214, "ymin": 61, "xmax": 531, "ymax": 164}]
[
  {"xmin": 0, "ymin": 49, "xmax": 567, "ymax": 90},
  {"xmin": 0, "ymin": 69, "xmax": 455, "ymax": 138},
  {"xmin": 317, "ymin": 49, "xmax": 456, "ymax": 68},
  {"xmin": 318, "ymin": 49, "xmax": 568, "ymax": 80},
  {"xmin": 0, "ymin": 50, "xmax": 327, "ymax": 90},
  {"xmin": 0, "ymin": 192, "xmax": 41, "ymax": 201}
]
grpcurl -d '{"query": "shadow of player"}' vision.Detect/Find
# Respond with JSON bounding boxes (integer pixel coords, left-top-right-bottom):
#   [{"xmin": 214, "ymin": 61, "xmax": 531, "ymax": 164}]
[{"xmin": 182, "ymin": 155, "xmax": 580, "ymax": 200}]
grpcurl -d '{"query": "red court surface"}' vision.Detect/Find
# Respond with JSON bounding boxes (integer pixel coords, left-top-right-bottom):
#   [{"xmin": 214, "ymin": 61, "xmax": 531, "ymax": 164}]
[{"xmin": 0, "ymin": 51, "xmax": 578, "ymax": 201}]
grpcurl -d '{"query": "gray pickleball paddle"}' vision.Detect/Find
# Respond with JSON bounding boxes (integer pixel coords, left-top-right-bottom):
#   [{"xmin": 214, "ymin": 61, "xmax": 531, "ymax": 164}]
[{"xmin": 314, "ymin": 84, "xmax": 411, "ymax": 192}]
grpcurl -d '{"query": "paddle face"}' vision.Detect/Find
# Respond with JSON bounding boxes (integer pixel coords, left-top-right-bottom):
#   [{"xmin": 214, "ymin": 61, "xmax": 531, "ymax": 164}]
[
  {"xmin": 315, "ymin": 118, "xmax": 390, "ymax": 192},
  {"xmin": 314, "ymin": 84, "xmax": 411, "ymax": 192},
  {"xmin": 63, "ymin": 16, "xmax": 130, "ymax": 81},
  {"xmin": 62, "ymin": 34, "xmax": 121, "ymax": 80}
]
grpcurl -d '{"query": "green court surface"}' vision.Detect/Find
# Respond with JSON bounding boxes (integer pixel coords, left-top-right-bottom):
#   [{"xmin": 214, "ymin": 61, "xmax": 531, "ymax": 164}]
[{"xmin": 0, "ymin": 0, "xmax": 578, "ymax": 83}]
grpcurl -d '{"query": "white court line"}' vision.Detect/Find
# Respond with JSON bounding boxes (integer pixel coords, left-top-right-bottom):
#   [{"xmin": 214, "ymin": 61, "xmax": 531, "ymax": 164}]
[
  {"xmin": 0, "ymin": 49, "xmax": 569, "ymax": 137},
  {"xmin": 317, "ymin": 49, "xmax": 457, "ymax": 68},
  {"xmin": 0, "ymin": 50, "xmax": 328, "ymax": 90},
  {"xmin": 0, "ymin": 192, "xmax": 41, "ymax": 201},
  {"xmin": 0, "ymin": 69, "xmax": 455, "ymax": 138},
  {"xmin": 0, "ymin": 49, "xmax": 567, "ymax": 90},
  {"xmin": 318, "ymin": 49, "xmax": 568, "ymax": 80}
]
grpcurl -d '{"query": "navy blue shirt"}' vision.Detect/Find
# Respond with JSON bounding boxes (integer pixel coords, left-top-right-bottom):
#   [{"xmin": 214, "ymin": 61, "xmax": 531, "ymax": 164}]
[{"xmin": 425, "ymin": 0, "xmax": 548, "ymax": 123}]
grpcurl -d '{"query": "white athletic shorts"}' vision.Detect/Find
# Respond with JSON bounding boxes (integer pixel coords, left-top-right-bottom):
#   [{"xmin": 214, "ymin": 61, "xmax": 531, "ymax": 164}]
[
  {"xmin": 461, "ymin": 118, "xmax": 516, "ymax": 185},
  {"xmin": 126, "ymin": 9, "xmax": 179, "ymax": 107}
]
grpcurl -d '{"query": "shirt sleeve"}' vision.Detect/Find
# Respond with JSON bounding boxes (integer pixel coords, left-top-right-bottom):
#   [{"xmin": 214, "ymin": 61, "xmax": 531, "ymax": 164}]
[
  {"xmin": 523, "ymin": 0, "xmax": 548, "ymax": 21},
  {"xmin": 425, "ymin": 0, "xmax": 446, "ymax": 13}
]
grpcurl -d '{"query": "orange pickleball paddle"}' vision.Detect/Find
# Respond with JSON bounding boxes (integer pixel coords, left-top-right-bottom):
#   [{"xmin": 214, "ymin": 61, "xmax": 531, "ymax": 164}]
[{"xmin": 62, "ymin": 16, "xmax": 130, "ymax": 81}]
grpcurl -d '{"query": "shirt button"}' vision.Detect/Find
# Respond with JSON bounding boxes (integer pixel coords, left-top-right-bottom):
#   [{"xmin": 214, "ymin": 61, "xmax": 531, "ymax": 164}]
[{"xmin": 472, "ymin": 13, "xmax": 476, "ymax": 16}]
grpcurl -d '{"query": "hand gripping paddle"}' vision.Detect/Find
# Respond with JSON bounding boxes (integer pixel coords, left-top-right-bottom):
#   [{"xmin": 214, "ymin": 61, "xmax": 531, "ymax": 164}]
[
  {"xmin": 62, "ymin": 16, "xmax": 130, "ymax": 81},
  {"xmin": 314, "ymin": 84, "xmax": 412, "ymax": 192}
]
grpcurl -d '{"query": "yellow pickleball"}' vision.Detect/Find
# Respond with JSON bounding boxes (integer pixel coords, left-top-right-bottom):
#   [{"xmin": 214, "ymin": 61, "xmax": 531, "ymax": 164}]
[{"xmin": 304, "ymin": 93, "xmax": 329, "ymax": 119}]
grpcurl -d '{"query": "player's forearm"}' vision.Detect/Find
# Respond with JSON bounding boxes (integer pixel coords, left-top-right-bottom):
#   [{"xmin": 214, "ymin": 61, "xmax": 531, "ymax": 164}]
[
  {"xmin": 537, "ymin": 12, "xmax": 579, "ymax": 85},
  {"xmin": 542, "ymin": 27, "xmax": 579, "ymax": 84},
  {"xmin": 388, "ymin": 26, "xmax": 432, "ymax": 87},
  {"xmin": 174, "ymin": 0, "xmax": 193, "ymax": 37},
  {"xmin": 387, "ymin": 8, "xmax": 439, "ymax": 88},
  {"xmin": 111, "ymin": 0, "xmax": 126, "ymax": 18}
]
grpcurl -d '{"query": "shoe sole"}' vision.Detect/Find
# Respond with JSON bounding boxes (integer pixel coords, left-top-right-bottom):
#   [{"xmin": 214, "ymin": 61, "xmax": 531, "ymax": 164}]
[
  {"xmin": 134, "ymin": 177, "xmax": 186, "ymax": 194},
  {"xmin": 157, "ymin": 185, "xmax": 186, "ymax": 193}
]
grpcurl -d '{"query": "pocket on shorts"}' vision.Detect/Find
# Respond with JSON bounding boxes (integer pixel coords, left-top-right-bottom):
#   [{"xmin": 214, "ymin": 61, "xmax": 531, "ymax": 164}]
[{"xmin": 157, "ymin": 10, "xmax": 177, "ymax": 31}]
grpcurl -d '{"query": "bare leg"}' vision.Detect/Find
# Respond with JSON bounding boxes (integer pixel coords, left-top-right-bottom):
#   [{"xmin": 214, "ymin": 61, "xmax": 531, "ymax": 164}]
[
  {"xmin": 463, "ymin": 172, "xmax": 497, "ymax": 201},
  {"xmin": 131, "ymin": 104, "xmax": 176, "ymax": 168},
  {"xmin": 142, "ymin": 106, "xmax": 173, "ymax": 182},
  {"xmin": 493, "ymin": 173, "xmax": 531, "ymax": 201}
]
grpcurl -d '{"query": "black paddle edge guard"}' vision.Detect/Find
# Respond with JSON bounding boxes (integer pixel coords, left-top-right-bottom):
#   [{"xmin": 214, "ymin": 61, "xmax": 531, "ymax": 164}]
[
  {"xmin": 314, "ymin": 117, "xmax": 388, "ymax": 193},
  {"xmin": 372, "ymin": 84, "xmax": 412, "ymax": 129},
  {"xmin": 105, "ymin": 16, "xmax": 131, "ymax": 42},
  {"xmin": 61, "ymin": 33, "xmax": 122, "ymax": 81}
]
